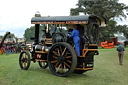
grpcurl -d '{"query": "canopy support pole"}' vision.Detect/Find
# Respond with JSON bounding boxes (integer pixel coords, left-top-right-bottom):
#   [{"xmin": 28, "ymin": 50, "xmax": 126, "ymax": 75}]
[{"xmin": 34, "ymin": 24, "xmax": 40, "ymax": 44}]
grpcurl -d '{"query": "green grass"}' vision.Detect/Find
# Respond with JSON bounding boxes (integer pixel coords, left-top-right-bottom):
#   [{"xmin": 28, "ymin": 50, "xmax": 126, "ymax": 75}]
[{"xmin": 0, "ymin": 47, "xmax": 128, "ymax": 85}]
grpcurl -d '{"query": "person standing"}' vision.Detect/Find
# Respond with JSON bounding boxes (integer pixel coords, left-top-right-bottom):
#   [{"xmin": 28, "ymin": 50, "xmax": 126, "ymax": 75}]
[
  {"xmin": 116, "ymin": 43, "xmax": 125, "ymax": 65},
  {"xmin": 5, "ymin": 45, "xmax": 8, "ymax": 55},
  {"xmin": 68, "ymin": 25, "xmax": 80, "ymax": 56}
]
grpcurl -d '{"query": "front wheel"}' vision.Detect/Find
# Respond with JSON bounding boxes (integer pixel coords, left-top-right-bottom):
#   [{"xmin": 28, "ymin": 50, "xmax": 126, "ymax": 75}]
[
  {"xmin": 19, "ymin": 51, "xmax": 31, "ymax": 70},
  {"xmin": 48, "ymin": 42, "xmax": 77, "ymax": 77}
]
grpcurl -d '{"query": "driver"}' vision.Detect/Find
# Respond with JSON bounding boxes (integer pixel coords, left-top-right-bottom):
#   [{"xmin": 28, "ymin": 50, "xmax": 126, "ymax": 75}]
[{"xmin": 68, "ymin": 25, "xmax": 80, "ymax": 56}]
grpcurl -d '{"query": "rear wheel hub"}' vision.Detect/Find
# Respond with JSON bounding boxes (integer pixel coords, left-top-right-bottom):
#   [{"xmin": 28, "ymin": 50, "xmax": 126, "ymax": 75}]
[{"xmin": 58, "ymin": 55, "xmax": 65, "ymax": 64}]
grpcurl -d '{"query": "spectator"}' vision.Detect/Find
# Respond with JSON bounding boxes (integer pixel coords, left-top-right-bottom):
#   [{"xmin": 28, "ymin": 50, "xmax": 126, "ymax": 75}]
[
  {"xmin": 116, "ymin": 43, "xmax": 125, "ymax": 65},
  {"xmin": 5, "ymin": 45, "xmax": 8, "ymax": 55},
  {"xmin": 8, "ymin": 46, "xmax": 11, "ymax": 54}
]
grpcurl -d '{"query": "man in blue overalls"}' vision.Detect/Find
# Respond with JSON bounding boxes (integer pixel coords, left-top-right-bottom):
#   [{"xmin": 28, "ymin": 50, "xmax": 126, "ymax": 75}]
[{"xmin": 68, "ymin": 25, "xmax": 80, "ymax": 56}]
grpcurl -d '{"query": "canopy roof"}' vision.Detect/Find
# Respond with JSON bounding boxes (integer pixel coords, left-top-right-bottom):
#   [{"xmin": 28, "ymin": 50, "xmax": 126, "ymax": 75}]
[{"xmin": 31, "ymin": 15, "xmax": 106, "ymax": 27}]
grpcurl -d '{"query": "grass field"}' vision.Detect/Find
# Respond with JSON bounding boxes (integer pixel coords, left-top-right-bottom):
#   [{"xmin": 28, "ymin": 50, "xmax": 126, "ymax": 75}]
[{"xmin": 0, "ymin": 47, "xmax": 128, "ymax": 85}]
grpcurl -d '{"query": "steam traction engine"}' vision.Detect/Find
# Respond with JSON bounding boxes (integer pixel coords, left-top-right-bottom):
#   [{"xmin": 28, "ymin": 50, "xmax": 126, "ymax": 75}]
[{"xmin": 19, "ymin": 13, "xmax": 106, "ymax": 77}]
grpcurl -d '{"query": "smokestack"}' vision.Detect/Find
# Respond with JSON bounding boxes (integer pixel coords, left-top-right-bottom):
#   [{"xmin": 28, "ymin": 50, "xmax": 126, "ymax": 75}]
[{"xmin": 35, "ymin": 11, "xmax": 41, "ymax": 17}]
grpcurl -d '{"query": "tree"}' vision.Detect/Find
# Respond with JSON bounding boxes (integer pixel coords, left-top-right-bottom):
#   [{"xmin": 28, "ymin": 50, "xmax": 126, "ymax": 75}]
[
  {"xmin": 116, "ymin": 25, "xmax": 128, "ymax": 39},
  {"xmin": 24, "ymin": 25, "xmax": 45, "ymax": 42},
  {"xmin": 24, "ymin": 26, "xmax": 35, "ymax": 42},
  {"xmin": 71, "ymin": 0, "xmax": 128, "ymax": 19},
  {"xmin": 0, "ymin": 35, "xmax": 3, "ymax": 39},
  {"xmin": 0, "ymin": 31, "xmax": 16, "ymax": 39},
  {"xmin": 70, "ymin": 0, "xmax": 128, "ymax": 39}
]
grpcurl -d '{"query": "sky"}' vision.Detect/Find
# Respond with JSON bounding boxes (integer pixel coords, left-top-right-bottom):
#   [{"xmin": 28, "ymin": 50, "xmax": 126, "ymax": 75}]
[{"xmin": 0, "ymin": 0, "xmax": 128, "ymax": 38}]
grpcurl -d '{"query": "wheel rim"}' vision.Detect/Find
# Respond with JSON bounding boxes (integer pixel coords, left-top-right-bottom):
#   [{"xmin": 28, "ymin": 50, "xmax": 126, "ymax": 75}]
[
  {"xmin": 19, "ymin": 51, "xmax": 30, "ymax": 70},
  {"xmin": 48, "ymin": 43, "xmax": 77, "ymax": 76}
]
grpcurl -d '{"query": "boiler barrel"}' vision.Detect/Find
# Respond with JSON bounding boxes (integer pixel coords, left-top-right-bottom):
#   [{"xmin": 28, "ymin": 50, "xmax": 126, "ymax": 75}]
[{"xmin": 35, "ymin": 45, "xmax": 44, "ymax": 51}]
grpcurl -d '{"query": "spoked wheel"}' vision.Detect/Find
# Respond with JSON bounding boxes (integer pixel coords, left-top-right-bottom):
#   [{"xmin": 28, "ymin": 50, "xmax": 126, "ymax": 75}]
[
  {"xmin": 48, "ymin": 42, "xmax": 77, "ymax": 77},
  {"xmin": 38, "ymin": 61, "xmax": 48, "ymax": 69},
  {"xmin": 19, "ymin": 50, "xmax": 31, "ymax": 70}
]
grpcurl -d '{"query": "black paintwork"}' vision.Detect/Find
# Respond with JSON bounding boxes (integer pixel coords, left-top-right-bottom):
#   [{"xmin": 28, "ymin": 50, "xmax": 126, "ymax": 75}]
[{"xmin": 31, "ymin": 15, "xmax": 106, "ymax": 24}]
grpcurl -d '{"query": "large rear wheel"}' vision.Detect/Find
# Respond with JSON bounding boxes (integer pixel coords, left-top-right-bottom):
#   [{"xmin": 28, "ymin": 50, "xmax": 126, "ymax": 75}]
[{"xmin": 48, "ymin": 42, "xmax": 77, "ymax": 77}]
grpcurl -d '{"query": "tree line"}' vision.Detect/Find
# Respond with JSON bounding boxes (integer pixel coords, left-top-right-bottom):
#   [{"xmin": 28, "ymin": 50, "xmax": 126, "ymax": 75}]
[
  {"xmin": 0, "ymin": 32, "xmax": 16, "ymax": 39},
  {"xmin": 23, "ymin": 25, "xmax": 45, "ymax": 42}
]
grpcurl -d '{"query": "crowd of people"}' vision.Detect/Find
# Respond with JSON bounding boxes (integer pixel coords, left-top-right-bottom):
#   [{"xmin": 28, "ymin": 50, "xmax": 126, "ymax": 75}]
[{"xmin": 1, "ymin": 45, "xmax": 18, "ymax": 55}]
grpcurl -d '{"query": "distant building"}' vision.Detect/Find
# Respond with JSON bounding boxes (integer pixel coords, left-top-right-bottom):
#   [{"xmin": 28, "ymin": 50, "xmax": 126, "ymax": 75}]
[
  {"xmin": 114, "ymin": 33, "xmax": 126, "ymax": 43},
  {"xmin": 4, "ymin": 38, "xmax": 26, "ymax": 44},
  {"xmin": 17, "ymin": 38, "xmax": 26, "ymax": 43},
  {"xmin": 4, "ymin": 38, "xmax": 15, "ymax": 43}
]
